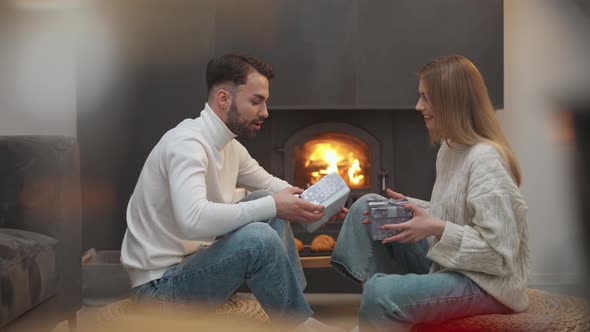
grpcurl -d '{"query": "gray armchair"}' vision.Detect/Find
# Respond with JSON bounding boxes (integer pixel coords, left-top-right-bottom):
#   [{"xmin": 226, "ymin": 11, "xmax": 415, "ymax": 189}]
[{"xmin": 0, "ymin": 136, "xmax": 82, "ymax": 331}]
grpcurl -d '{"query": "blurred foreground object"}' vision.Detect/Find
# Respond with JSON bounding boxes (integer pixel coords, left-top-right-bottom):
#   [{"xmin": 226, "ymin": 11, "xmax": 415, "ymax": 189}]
[
  {"xmin": 415, "ymin": 289, "xmax": 589, "ymax": 332},
  {"xmin": 570, "ymin": 101, "xmax": 590, "ymax": 300},
  {"xmin": 96, "ymin": 294, "xmax": 272, "ymax": 332}
]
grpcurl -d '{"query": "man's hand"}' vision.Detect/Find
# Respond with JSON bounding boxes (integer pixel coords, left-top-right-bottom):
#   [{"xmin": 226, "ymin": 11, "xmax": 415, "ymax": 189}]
[
  {"xmin": 273, "ymin": 187, "xmax": 326, "ymax": 223},
  {"xmin": 381, "ymin": 203, "xmax": 446, "ymax": 244},
  {"xmin": 318, "ymin": 207, "xmax": 349, "ymax": 228},
  {"xmin": 329, "ymin": 207, "xmax": 348, "ymax": 222}
]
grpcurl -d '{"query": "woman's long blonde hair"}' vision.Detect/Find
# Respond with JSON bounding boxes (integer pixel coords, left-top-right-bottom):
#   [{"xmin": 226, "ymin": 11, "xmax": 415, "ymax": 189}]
[{"xmin": 419, "ymin": 55, "xmax": 522, "ymax": 186}]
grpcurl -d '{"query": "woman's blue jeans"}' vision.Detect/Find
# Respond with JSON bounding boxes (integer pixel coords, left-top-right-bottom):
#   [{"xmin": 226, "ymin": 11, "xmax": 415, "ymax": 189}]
[
  {"xmin": 330, "ymin": 194, "xmax": 511, "ymax": 331},
  {"xmin": 131, "ymin": 191, "xmax": 312, "ymax": 324}
]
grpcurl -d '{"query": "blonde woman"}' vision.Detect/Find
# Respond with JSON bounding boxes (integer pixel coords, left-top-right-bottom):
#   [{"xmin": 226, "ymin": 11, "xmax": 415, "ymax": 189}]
[{"xmin": 331, "ymin": 55, "xmax": 529, "ymax": 331}]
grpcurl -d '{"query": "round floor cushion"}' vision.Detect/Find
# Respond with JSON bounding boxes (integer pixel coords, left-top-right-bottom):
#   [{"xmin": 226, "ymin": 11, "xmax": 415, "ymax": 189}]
[
  {"xmin": 216, "ymin": 294, "xmax": 270, "ymax": 322},
  {"xmin": 96, "ymin": 294, "xmax": 270, "ymax": 328},
  {"xmin": 414, "ymin": 288, "xmax": 590, "ymax": 332}
]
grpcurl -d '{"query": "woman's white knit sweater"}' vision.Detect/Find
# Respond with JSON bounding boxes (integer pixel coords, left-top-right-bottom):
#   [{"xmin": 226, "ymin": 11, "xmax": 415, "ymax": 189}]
[{"xmin": 408, "ymin": 142, "xmax": 530, "ymax": 312}]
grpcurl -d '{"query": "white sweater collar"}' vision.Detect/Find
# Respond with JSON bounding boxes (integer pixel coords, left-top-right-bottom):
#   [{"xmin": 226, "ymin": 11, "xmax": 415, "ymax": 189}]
[{"xmin": 200, "ymin": 103, "xmax": 237, "ymax": 150}]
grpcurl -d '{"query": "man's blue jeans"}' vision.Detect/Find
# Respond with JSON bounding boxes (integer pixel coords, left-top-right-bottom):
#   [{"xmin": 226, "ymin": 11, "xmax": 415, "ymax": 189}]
[
  {"xmin": 331, "ymin": 194, "xmax": 511, "ymax": 331},
  {"xmin": 131, "ymin": 191, "xmax": 313, "ymax": 324}
]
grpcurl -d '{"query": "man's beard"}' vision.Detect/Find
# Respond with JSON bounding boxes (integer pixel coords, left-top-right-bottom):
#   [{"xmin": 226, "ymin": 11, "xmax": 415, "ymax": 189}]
[{"xmin": 226, "ymin": 102, "xmax": 258, "ymax": 139}]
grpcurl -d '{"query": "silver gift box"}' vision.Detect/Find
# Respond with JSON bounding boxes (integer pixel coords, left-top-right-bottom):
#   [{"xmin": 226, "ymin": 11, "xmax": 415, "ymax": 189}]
[{"xmin": 368, "ymin": 199, "xmax": 413, "ymax": 241}]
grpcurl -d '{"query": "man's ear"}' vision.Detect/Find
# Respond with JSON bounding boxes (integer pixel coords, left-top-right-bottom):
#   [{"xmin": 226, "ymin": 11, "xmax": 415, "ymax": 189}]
[{"xmin": 215, "ymin": 88, "xmax": 232, "ymax": 110}]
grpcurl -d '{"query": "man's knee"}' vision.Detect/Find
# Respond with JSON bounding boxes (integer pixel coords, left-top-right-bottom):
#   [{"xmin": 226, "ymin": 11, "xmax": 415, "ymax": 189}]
[{"xmin": 235, "ymin": 222, "xmax": 283, "ymax": 251}]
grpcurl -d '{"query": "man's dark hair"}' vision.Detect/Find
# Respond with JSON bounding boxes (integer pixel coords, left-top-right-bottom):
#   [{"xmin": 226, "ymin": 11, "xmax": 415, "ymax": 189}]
[{"xmin": 206, "ymin": 53, "xmax": 274, "ymax": 93}]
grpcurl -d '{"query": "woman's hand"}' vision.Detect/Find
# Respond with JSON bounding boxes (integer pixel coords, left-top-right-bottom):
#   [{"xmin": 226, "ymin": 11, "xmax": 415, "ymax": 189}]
[
  {"xmin": 381, "ymin": 203, "xmax": 446, "ymax": 244},
  {"xmin": 361, "ymin": 188, "xmax": 406, "ymax": 225},
  {"xmin": 386, "ymin": 188, "xmax": 405, "ymax": 200},
  {"xmin": 361, "ymin": 209, "xmax": 370, "ymax": 224}
]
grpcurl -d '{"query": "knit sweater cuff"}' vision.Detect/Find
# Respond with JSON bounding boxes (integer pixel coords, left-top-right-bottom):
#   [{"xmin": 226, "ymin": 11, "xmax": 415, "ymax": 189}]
[
  {"xmin": 406, "ymin": 196, "xmax": 430, "ymax": 210},
  {"xmin": 251, "ymin": 195, "xmax": 278, "ymax": 221},
  {"xmin": 427, "ymin": 221, "xmax": 464, "ymax": 264}
]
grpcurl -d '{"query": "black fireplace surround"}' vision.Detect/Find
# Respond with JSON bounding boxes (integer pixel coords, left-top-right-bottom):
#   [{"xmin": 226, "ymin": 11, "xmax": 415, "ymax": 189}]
[{"xmin": 237, "ymin": 108, "xmax": 438, "ymax": 292}]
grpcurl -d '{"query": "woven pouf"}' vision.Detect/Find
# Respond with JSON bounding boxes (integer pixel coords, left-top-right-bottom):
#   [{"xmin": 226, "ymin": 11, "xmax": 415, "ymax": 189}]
[
  {"xmin": 96, "ymin": 294, "xmax": 270, "ymax": 328},
  {"xmin": 216, "ymin": 294, "xmax": 270, "ymax": 323},
  {"xmin": 414, "ymin": 288, "xmax": 590, "ymax": 332}
]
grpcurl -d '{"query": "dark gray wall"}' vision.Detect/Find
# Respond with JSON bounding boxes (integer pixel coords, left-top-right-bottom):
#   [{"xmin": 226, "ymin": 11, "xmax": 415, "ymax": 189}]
[
  {"xmin": 214, "ymin": 0, "xmax": 503, "ymax": 108},
  {"xmin": 79, "ymin": 0, "xmax": 503, "ymax": 250}
]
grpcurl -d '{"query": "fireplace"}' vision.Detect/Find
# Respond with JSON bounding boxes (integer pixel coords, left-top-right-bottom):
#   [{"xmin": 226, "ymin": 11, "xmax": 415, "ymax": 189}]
[
  {"xmin": 239, "ymin": 108, "xmax": 437, "ymax": 292},
  {"xmin": 293, "ymin": 131, "xmax": 369, "ymax": 190},
  {"xmin": 276, "ymin": 121, "xmax": 384, "ymax": 249},
  {"xmin": 284, "ymin": 122, "xmax": 383, "ymax": 205}
]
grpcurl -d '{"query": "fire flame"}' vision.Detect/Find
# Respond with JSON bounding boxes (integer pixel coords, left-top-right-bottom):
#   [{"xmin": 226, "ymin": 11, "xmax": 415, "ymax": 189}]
[{"xmin": 305, "ymin": 144, "xmax": 365, "ymax": 186}]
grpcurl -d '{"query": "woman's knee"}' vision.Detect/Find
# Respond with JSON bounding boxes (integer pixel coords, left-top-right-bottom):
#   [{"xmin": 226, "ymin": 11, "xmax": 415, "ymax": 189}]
[
  {"xmin": 348, "ymin": 194, "xmax": 385, "ymax": 218},
  {"xmin": 360, "ymin": 274, "xmax": 412, "ymax": 321},
  {"xmin": 342, "ymin": 193, "xmax": 385, "ymax": 230},
  {"xmin": 352, "ymin": 193, "xmax": 385, "ymax": 210},
  {"xmin": 361, "ymin": 274, "xmax": 391, "ymax": 314}
]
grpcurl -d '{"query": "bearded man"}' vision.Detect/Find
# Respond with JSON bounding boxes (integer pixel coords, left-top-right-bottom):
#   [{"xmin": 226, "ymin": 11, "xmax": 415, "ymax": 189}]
[{"xmin": 121, "ymin": 53, "xmax": 345, "ymax": 331}]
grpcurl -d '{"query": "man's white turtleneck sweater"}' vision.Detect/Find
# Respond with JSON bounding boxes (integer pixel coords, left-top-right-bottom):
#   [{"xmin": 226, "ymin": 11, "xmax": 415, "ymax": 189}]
[{"xmin": 121, "ymin": 104, "xmax": 290, "ymax": 287}]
